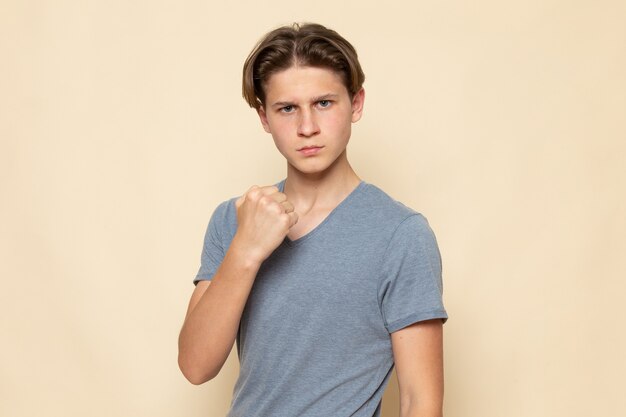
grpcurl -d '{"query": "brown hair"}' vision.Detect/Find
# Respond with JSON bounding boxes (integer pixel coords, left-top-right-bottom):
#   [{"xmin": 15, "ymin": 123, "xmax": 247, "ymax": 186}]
[{"xmin": 242, "ymin": 22, "xmax": 365, "ymax": 110}]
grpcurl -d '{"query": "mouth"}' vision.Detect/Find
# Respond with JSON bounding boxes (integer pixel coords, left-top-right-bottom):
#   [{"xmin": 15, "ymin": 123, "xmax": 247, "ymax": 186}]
[
  {"xmin": 297, "ymin": 145, "xmax": 324, "ymax": 151},
  {"xmin": 297, "ymin": 145, "xmax": 324, "ymax": 156}
]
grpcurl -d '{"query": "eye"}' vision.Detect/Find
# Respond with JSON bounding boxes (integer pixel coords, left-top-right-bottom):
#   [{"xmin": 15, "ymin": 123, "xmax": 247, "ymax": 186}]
[
  {"xmin": 318, "ymin": 100, "xmax": 331, "ymax": 108},
  {"xmin": 280, "ymin": 105, "xmax": 295, "ymax": 113}
]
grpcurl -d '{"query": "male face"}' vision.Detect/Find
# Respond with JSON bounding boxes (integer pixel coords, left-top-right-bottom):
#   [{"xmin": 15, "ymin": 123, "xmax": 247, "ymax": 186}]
[{"xmin": 257, "ymin": 66, "xmax": 365, "ymax": 176}]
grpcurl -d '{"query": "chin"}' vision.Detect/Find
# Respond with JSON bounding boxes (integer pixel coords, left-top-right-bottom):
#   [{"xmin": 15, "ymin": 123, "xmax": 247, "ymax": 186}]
[
  {"xmin": 295, "ymin": 166, "xmax": 328, "ymax": 175},
  {"xmin": 288, "ymin": 161, "xmax": 330, "ymax": 175}
]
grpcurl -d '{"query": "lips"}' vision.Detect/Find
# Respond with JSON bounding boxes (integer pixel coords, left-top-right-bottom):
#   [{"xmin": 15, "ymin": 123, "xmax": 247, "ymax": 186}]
[{"xmin": 297, "ymin": 145, "xmax": 324, "ymax": 156}]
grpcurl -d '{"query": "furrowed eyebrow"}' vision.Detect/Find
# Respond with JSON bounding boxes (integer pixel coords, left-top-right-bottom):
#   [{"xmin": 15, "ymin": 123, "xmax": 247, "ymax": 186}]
[
  {"xmin": 311, "ymin": 93, "xmax": 339, "ymax": 102},
  {"xmin": 271, "ymin": 101, "xmax": 295, "ymax": 109},
  {"xmin": 270, "ymin": 93, "xmax": 340, "ymax": 108}
]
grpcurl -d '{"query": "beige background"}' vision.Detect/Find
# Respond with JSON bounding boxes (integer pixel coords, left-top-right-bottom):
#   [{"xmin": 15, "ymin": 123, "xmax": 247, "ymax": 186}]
[{"xmin": 1, "ymin": 1, "xmax": 625, "ymax": 416}]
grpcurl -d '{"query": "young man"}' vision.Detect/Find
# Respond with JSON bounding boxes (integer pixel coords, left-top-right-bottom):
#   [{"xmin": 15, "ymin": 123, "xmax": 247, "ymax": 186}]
[{"xmin": 178, "ymin": 23, "xmax": 449, "ymax": 417}]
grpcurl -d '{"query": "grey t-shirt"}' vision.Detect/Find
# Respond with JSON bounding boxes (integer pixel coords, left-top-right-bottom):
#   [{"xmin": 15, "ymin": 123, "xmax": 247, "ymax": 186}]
[{"xmin": 194, "ymin": 178, "xmax": 448, "ymax": 417}]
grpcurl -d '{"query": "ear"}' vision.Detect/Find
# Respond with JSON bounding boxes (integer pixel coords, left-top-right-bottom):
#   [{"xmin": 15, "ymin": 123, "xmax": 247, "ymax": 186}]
[
  {"xmin": 350, "ymin": 87, "xmax": 365, "ymax": 123},
  {"xmin": 257, "ymin": 106, "xmax": 272, "ymax": 133}
]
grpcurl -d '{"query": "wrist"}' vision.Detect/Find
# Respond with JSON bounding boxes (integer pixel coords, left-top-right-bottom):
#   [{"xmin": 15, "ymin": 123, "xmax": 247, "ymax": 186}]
[{"xmin": 228, "ymin": 235, "xmax": 265, "ymax": 269}]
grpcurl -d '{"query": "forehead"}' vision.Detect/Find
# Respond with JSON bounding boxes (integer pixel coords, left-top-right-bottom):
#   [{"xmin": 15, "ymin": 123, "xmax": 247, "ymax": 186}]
[{"xmin": 263, "ymin": 66, "xmax": 348, "ymax": 102}]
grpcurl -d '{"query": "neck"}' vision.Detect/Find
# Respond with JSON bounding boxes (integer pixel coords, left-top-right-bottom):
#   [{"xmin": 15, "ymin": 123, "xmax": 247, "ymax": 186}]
[{"xmin": 284, "ymin": 153, "xmax": 361, "ymax": 210}]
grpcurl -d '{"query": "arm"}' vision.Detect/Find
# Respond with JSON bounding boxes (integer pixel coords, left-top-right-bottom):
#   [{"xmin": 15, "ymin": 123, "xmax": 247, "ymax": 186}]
[
  {"xmin": 177, "ymin": 240, "xmax": 261, "ymax": 385},
  {"xmin": 178, "ymin": 184, "xmax": 298, "ymax": 385},
  {"xmin": 391, "ymin": 318, "xmax": 445, "ymax": 417}
]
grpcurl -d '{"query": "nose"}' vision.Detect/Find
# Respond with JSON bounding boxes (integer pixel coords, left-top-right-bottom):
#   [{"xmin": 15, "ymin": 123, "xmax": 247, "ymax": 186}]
[{"xmin": 297, "ymin": 108, "xmax": 320, "ymax": 137}]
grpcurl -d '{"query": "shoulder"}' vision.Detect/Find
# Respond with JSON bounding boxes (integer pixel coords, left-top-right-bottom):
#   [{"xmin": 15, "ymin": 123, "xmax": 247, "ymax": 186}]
[
  {"xmin": 357, "ymin": 182, "xmax": 440, "ymax": 258},
  {"xmin": 218, "ymin": 195, "xmax": 238, "ymax": 220},
  {"xmin": 360, "ymin": 181, "xmax": 429, "ymax": 226},
  {"xmin": 202, "ymin": 195, "xmax": 239, "ymax": 248},
  {"xmin": 390, "ymin": 213, "xmax": 438, "ymax": 249}
]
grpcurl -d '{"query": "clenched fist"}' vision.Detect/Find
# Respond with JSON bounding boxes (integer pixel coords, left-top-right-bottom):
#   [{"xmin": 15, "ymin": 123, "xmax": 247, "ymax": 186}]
[{"xmin": 232, "ymin": 185, "xmax": 299, "ymax": 264}]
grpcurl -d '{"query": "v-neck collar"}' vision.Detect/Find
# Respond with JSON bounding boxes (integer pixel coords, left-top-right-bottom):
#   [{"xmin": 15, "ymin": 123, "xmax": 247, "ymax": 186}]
[{"xmin": 276, "ymin": 178, "xmax": 366, "ymax": 247}]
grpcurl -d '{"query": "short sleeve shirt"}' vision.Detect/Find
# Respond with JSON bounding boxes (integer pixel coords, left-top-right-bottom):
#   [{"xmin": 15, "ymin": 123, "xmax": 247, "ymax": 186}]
[{"xmin": 194, "ymin": 179, "xmax": 448, "ymax": 417}]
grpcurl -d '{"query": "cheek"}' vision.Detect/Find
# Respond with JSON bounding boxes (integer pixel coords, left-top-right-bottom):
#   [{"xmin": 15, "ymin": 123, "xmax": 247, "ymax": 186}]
[
  {"xmin": 265, "ymin": 117, "xmax": 288, "ymax": 138},
  {"xmin": 271, "ymin": 131, "xmax": 289, "ymax": 148},
  {"xmin": 268, "ymin": 113, "xmax": 294, "ymax": 131},
  {"xmin": 326, "ymin": 112, "xmax": 352, "ymax": 139},
  {"xmin": 267, "ymin": 120, "xmax": 292, "ymax": 147}
]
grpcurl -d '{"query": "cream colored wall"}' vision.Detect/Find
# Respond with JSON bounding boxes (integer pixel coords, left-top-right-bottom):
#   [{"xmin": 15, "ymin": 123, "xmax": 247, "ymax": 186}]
[{"xmin": 2, "ymin": 1, "xmax": 624, "ymax": 416}]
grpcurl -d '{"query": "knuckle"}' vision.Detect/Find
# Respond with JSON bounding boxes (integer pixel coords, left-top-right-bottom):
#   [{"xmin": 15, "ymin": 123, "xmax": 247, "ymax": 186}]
[
  {"xmin": 272, "ymin": 203, "xmax": 283, "ymax": 215},
  {"xmin": 279, "ymin": 214, "xmax": 291, "ymax": 227},
  {"xmin": 248, "ymin": 188, "xmax": 262, "ymax": 200}
]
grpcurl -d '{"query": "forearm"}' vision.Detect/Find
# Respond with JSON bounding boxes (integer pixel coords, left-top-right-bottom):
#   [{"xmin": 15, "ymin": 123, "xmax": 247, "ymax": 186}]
[
  {"xmin": 401, "ymin": 402, "xmax": 443, "ymax": 417},
  {"xmin": 401, "ymin": 407, "xmax": 443, "ymax": 417},
  {"xmin": 178, "ymin": 240, "xmax": 261, "ymax": 384},
  {"xmin": 400, "ymin": 390, "xmax": 443, "ymax": 417}
]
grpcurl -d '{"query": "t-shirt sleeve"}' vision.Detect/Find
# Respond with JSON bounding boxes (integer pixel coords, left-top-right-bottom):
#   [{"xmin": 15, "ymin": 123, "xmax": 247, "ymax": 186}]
[
  {"xmin": 193, "ymin": 200, "xmax": 229, "ymax": 286},
  {"xmin": 377, "ymin": 214, "xmax": 448, "ymax": 333}
]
